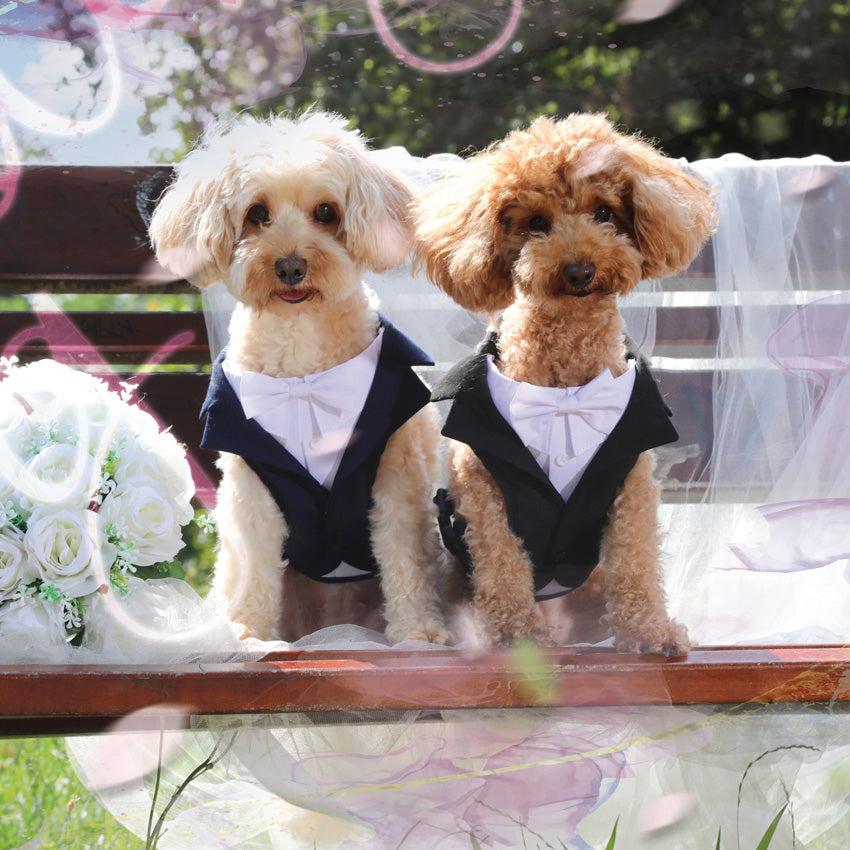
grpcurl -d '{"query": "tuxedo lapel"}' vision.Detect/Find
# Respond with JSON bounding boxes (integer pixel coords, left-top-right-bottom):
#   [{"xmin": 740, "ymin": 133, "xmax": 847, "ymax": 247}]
[
  {"xmin": 434, "ymin": 345, "xmax": 679, "ymax": 519},
  {"xmin": 558, "ymin": 352, "xmax": 678, "ymax": 528},
  {"xmin": 200, "ymin": 350, "xmax": 318, "ymax": 485},
  {"xmin": 331, "ymin": 316, "xmax": 433, "ymax": 487},
  {"xmin": 434, "ymin": 352, "xmax": 565, "ymax": 497}
]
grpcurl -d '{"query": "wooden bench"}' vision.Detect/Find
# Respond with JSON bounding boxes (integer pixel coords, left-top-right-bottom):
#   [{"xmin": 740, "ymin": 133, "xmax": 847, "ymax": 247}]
[{"xmin": 2, "ymin": 164, "xmax": 849, "ymax": 737}]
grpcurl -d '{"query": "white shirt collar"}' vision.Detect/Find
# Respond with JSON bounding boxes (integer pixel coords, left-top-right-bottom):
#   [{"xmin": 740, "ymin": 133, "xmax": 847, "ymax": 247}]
[
  {"xmin": 223, "ymin": 329, "xmax": 384, "ymax": 488},
  {"xmin": 486, "ymin": 355, "xmax": 636, "ymax": 501}
]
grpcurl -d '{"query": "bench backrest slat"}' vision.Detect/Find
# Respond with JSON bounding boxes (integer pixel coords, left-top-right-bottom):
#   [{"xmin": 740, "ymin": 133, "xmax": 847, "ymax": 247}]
[{"xmin": 0, "ymin": 166, "xmax": 173, "ymax": 285}]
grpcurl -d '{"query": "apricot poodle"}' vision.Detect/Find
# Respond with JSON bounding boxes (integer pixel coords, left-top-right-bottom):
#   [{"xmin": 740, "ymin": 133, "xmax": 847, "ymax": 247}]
[
  {"xmin": 415, "ymin": 113, "xmax": 716, "ymax": 653},
  {"xmin": 149, "ymin": 111, "xmax": 450, "ymax": 644}
]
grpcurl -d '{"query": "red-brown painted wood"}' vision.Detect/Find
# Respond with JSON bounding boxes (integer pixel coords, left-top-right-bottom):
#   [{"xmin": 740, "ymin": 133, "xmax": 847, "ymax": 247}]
[
  {"xmin": 0, "ymin": 311, "xmax": 210, "ymax": 365},
  {"xmin": 0, "ymin": 166, "xmax": 174, "ymax": 283},
  {"xmin": 3, "ymin": 646, "xmax": 849, "ymax": 736}
]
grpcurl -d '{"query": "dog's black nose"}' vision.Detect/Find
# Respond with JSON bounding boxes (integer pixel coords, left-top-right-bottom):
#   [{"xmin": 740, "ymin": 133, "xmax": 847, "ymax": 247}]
[
  {"xmin": 562, "ymin": 262, "xmax": 596, "ymax": 289},
  {"xmin": 275, "ymin": 255, "xmax": 308, "ymax": 286}
]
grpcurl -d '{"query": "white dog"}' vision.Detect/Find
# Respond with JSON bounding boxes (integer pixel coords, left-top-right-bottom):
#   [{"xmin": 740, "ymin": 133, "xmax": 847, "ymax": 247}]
[{"xmin": 149, "ymin": 111, "xmax": 450, "ymax": 644}]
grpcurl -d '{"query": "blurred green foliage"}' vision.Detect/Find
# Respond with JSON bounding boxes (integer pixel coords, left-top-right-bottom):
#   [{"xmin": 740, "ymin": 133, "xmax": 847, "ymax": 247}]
[
  {"xmin": 139, "ymin": 0, "xmax": 850, "ymax": 162},
  {"xmin": 181, "ymin": 508, "xmax": 217, "ymax": 595}
]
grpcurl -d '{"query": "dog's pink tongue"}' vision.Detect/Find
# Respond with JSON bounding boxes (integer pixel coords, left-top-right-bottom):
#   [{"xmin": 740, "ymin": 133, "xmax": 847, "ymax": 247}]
[{"xmin": 279, "ymin": 289, "xmax": 305, "ymax": 301}]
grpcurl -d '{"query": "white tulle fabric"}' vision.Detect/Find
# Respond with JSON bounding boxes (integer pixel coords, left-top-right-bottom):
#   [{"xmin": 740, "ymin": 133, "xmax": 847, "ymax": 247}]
[
  {"xmin": 25, "ymin": 151, "xmax": 850, "ymax": 849},
  {"xmin": 65, "ymin": 700, "xmax": 850, "ymax": 849},
  {"xmin": 663, "ymin": 155, "xmax": 850, "ymax": 647}
]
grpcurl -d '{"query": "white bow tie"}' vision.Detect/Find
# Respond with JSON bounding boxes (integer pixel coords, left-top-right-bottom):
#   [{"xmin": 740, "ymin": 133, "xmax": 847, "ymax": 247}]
[
  {"xmin": 508, "ymin": 369, "xmax": 629, "ymax": 458},
  {"xmin": 240, "ymin": 371, "xmax": 358, "ymax": 438},
  {"xmin": 225, "ymin": 330, "xmax": 384, "ymax": 486}
]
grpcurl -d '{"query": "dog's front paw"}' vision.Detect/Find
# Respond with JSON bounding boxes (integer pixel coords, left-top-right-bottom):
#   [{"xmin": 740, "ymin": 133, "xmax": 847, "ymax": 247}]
[
  {"xmin": 614, "ymin": 618, "xmax": 690, "ymax": 658},
  {"xmin": 495, "ymin": 634, "xmax": 556, "ymax": 649},
  {"xmin": 491, "ymin": 619, "xmax": 555, "ymax": 649},
  {"xmin": 391, "ymin": 620, "xmax": 453, "ymax": 646}
]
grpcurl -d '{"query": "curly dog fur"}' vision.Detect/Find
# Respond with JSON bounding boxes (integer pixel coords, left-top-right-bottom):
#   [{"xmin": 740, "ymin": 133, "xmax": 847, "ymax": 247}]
[
  {"xmin": 149, "ymin": 111, "xmax": 449, "ymax": 644},
  {"xmin": 414, "ymin": 113, "xmax": 716, "ymax": 653}
]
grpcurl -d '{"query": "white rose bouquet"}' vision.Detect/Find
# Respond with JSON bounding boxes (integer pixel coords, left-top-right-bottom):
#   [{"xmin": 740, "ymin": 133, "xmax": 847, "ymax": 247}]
[{"xmin": 0, "ymin": 357, "xmax": 196, "ymax": 646}]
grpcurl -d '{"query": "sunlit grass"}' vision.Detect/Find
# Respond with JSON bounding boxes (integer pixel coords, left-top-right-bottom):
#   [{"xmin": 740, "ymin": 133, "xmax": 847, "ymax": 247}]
[{"xmin": 0, "ymin": 737, "xmax": 143, "ymax": 850}]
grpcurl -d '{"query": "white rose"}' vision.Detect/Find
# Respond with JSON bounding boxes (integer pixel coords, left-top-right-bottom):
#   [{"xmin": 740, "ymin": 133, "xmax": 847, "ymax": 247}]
[
  {"xmin": 0, "ymin": 402, "xmax": 39, "ymax": 495},
  {"xmin": 16, "ymin": 442, "xmax": 100, "ymax": 509},
  {"xmin": 6, "ymin": 360, "xmax": 106, "ymax": 421},
  {"xmin": 0, "ymin": 469, "xmax": 20, "ymax": 507},
  {"xmin": 0, "ymin": 526, "xmax": 34, "ymax": 603},
  {"xmin": 113, "ymin": 398, "xmax": 161, "ymax": 442},
  {"xmin": 0, "ymin": 385, "xmax": 30, "ymax": 431},
  {"xmin": 49, "ymin": 403, "xmax": 107, "ymax": 453},
  {"xmin": 24, "ymin": 507, "xmax": 110, "ymax": 598},
  {"xmin": 98, "ymin": 477, "xmax": 190, "ymax": 567},
  {"xmin": 4, "ymin": 361, "xmax": 117, "ymax": 455},
  {"xmin": 2, "ymin": 362, "xmax": 71, "ymax": 422},
  {"xmin": 0, "ymin": 594, "xmax": 70, "ymax": 654},
  {"xmin": 111, "ymin": 421, "xmax": 194, "ymax": 505}
]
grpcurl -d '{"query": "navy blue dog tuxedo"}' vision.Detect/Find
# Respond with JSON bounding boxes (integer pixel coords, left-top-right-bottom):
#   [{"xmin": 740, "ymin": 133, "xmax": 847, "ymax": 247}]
[{"xmin": 200, "ymin": 317, "xmax": 434, "ymax": 583}]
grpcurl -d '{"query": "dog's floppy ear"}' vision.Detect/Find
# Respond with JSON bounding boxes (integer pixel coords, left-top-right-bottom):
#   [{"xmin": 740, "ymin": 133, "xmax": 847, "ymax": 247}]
[
  {"xmin": 627, "ymin": 151, "xmax": 718, "ymax": 280},
  {"xmin": 333, "ymin": 145, "xmax": 416, "ymax": 273},
  {"xmin": 412, "ymin": 163, "xmax": 515, "ymax": 313},
  {"xmin": 148, "ymin": 166, "xmax": 236, "ymax": 289}
]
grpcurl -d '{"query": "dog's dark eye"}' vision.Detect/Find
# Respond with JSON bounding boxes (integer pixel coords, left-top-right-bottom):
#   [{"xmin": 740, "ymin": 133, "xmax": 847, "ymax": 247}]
[
  {"xmin": 246, "ymin": 204, "xmax": 270, "ymax": 226},
  {"xmin": 528, "ymin": 215, "xmax": 550, "ymax": 233},
  {"xmin": 314, "ymin": 202, "xmax": 338, "ymax": 225},
  {"xmin": 594, "ymin": 205, "xmax": 613, "ymax": 223}
]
